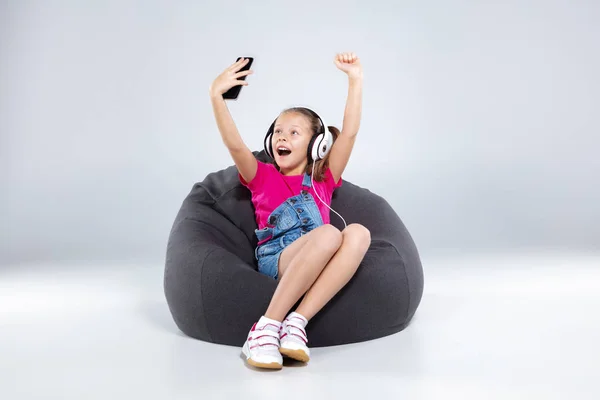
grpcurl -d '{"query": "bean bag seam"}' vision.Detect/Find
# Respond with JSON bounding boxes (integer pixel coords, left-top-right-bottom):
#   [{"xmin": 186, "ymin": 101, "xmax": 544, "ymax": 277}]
[
  {"xmin": 196, "ymin": 183, "xmax": 252, "ymax": 234},
  {"xmin": 380, "ymin": 239, "xmax": 412, "ymax": 322},
  {"xmin": 196, "ymin": 182, "xmax": 243, "ymax": 203},
  {"xmin": 193, "ymin": 228, "xmax": 215, "ymax": 343},
  {"xmin": 174, "ymin": 216, "xmax": 250, "ymax": 342}
]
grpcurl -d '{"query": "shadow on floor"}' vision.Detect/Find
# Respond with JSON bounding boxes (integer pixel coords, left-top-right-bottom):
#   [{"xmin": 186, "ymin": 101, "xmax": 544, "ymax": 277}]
[{"xmin": 137, "ymin": 300, "xmax": 189, "ymax": 338}]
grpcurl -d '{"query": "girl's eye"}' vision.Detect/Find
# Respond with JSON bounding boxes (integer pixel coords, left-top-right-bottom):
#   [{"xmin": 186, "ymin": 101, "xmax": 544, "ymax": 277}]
[{"xmin": 274, "ymin": 130, "xmax": 298, "ymax": 135}]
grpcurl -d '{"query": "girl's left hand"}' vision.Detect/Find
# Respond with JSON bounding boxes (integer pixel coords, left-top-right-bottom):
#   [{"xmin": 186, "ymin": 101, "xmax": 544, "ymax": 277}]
[{"xmin": 334, "ymin": 52, "xmax": 363, "ymax": 80}]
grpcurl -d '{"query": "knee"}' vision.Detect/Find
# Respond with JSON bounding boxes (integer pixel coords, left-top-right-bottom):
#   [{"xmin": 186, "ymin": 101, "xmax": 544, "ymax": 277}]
[
  {"xmin": 315, "ymin": 224, "xmax": 343, "ymax": 254},
  {"xmin": 342, "ymin": 223, "xmax": 371, "ymax": 253}
]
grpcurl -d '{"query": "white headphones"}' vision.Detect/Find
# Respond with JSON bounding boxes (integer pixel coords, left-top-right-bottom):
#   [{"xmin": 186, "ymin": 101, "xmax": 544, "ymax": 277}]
[{"xmin": 264, "ymin": 108, "xmax": 333, "ymax": 162}]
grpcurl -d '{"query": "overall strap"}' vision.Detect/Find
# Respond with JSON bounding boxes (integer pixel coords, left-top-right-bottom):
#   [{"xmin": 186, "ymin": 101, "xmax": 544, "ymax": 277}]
[{"xmin": 301, "ymin": 172, "xmax": 312, "ymax": 189}]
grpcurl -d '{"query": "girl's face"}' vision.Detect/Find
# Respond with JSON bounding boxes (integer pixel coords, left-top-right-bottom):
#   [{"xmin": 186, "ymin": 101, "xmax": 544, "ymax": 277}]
[{"xmin": 272, "ymin": 112, "xmax": 313, "ymax": 175}]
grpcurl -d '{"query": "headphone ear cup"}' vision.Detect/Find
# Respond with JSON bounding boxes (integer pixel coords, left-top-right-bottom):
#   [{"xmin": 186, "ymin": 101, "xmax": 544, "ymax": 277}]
[
  {"xmin": 307, "ymin": 134, "xmax": 318, "ymax": 162},
  {"xmin": 312, "ymin": 127, "xmax": 333, "ymax": 161},
  {"xmin": 264, "ymin": 121, "xmax": 276, "ymax": 159},
  {"xmin": 311, "ymin": 133, "xmax": 325, "ymax": 161},
  {"xmin": 264, "ymin": 132, "xmax": 273, "ymax": 158},
  {"xmin": 322, "ymin": 128, "xmax": 333, "ymax": 158}
]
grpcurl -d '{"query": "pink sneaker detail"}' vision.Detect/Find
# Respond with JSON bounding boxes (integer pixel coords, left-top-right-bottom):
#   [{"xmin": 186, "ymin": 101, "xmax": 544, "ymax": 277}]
[
  {"xmin": 279, "ymin": 312, "xmax": 310, "ymax": 362},
  {"xmin": 242, "ymin": 318, "xmax": 283, "ymax": 369}
]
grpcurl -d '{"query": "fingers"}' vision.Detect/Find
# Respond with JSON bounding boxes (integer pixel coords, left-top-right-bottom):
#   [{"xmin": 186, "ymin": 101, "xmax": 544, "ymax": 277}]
[
  {"xmin": 335, "ymin": 52, "xmax": 358, "ymax": 63},
  {"xmin": 229, "ymin": 57, "xmax": 250, "ymax": 71},
  {"xmin": 234, "ymin": 69, "xmax": 253, "ymax": 78}
]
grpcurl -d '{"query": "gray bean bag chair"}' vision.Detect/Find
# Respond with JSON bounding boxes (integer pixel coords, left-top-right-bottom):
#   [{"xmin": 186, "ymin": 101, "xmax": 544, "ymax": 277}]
[{"xmin": 164, "ymin": 151, "xmax": 424, "ymax": 347}]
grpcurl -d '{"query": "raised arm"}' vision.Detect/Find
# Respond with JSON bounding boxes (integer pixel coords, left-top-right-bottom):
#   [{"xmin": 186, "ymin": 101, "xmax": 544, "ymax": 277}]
[
  {"xmin": 328, "ymin": 52, "xmax": 363, "ymax": 184},
  {"xmin": 209, "ymin": 58, "xmax": 257, "ymax": 183}
]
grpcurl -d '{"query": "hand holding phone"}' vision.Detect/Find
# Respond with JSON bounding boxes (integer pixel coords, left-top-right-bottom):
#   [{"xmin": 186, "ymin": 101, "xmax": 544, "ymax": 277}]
[{"xmin": 209, "ymin": 57, "xmax": 254, "ymax": 100}]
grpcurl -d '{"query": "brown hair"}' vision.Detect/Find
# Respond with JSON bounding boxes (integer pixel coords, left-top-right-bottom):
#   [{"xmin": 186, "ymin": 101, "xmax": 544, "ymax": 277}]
[{"xmin": 271, "ymin": 107, "xmax": 340, "ymax": 182}]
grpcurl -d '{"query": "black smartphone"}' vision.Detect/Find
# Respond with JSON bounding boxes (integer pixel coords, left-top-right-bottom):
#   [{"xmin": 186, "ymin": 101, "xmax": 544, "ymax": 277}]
[{"xmin": 223, "ymin": 57, "xmax": 254, "ymax": 100}]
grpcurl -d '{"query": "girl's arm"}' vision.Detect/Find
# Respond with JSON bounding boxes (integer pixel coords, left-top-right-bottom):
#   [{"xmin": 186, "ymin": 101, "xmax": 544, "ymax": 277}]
[
  {"xmin": 209, "ymin": 58, "xmax": 257, "ymax": 183},
  {"xmin": 328, "ymin": 52, "xmax": 363, "ymax": 183}
]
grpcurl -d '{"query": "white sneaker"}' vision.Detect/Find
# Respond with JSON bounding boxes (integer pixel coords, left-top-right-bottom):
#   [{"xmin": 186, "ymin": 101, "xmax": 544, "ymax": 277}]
[
  {"xmin": 279, "ymin": 312, "xmax": 310, "ymax": 362},
  {"xmin": 241, "ymin": 317, "xmax": 283, "ymax": 369}
]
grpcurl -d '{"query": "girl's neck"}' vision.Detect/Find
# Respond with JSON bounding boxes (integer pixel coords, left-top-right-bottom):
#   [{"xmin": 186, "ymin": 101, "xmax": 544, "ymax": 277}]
[{"xmin": 280, "ymin": 162, "xmax": 308, "ymax": 176}]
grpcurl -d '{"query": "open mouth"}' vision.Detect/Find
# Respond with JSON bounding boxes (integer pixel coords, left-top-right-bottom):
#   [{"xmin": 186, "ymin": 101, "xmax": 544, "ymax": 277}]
[{"xmin": 276, "ymin": 146, "xmax": 292, "ymax": 157}]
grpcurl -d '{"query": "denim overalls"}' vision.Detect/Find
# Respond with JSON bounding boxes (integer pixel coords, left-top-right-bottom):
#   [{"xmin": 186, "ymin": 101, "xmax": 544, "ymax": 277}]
[{"xmin": 254, "ymin": 172, "xmax": 324, "ymax": 279}]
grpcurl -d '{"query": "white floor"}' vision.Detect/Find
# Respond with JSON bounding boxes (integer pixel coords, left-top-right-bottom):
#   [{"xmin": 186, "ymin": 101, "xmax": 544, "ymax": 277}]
[{"xmin": 1, "ymin": 251, "xmax": 599, "ymax": 399}]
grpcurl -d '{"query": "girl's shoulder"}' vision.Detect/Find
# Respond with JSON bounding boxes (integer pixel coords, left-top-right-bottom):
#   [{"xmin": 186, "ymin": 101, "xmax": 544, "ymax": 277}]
[{"xmin": 239, "ymin": 160, "xmax": 278, "ymax": 189}]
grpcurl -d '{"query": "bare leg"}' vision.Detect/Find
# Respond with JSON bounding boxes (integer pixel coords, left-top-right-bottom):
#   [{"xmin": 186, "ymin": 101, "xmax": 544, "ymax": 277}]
[
  {"xmin": 264, "ymin": 224, "xmax": 342, "ymax": 321},
  {"xmin": 295, "ymin": 223, "xmax": 371, "ymax": 321}
]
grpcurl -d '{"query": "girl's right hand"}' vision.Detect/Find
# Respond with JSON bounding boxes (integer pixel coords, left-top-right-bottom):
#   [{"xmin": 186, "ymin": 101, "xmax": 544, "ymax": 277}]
[{"xmin": 209, "ymin": 58, "xmax": 253, "ymax": 98}]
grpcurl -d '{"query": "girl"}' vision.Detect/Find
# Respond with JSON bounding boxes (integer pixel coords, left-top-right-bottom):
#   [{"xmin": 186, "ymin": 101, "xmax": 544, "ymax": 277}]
[{"xmin": 209, "ymin": 52, "xmax": 370, "ymax": 369}]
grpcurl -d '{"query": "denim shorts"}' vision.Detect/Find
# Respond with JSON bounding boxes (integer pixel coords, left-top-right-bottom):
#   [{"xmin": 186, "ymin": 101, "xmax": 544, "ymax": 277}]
[
  {"xmin": 254, "ymin": 173, "xmax": 324, "ymax": 280},
  {"xmin": 254, "ymin": 227, "xmax": 302, "ymax": 279}
]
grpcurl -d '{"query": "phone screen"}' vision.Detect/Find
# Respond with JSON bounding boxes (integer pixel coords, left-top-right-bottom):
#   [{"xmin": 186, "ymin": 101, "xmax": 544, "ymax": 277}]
[{"xmin": 223, "ymin": 57, "xmax": 254, "ymax": 100}]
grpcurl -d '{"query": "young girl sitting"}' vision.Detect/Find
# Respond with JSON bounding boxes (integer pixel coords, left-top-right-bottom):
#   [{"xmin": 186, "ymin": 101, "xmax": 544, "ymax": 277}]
[{"xmin": 209, "ymin": 52, "xmax": 371, "ymax": 369}]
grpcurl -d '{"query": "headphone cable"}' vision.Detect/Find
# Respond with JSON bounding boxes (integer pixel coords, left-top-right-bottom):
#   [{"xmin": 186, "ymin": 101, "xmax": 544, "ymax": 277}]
[{"xmin": 311, "ymin": 162, "xmax": 347, "ymax": 229}]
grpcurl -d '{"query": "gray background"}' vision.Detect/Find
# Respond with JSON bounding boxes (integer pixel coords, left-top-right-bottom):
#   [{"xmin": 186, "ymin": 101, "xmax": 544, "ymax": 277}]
[{"xmin": 2, "ymin": 0, "xmax": 599, "ymax": 266}]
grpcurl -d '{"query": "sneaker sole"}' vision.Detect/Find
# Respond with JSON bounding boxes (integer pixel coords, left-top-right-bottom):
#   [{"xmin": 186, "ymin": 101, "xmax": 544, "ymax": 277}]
[
  {"xmin": 279, "ymin": 347, "xmax": 310, "ymax": 362},
  {"xmin": 247, "ymin": 358, "xmax": 283, "ymax": 370},
  {"xmin": 242, "ymin": 342, "xmax": 282, "ymax": 370}
]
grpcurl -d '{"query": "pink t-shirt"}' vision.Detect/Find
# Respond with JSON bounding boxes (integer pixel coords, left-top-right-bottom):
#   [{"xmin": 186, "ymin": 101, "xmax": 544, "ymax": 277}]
[{"xmin": 239, "ymin": 161, "xmax": 343, "ymax": 230}]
